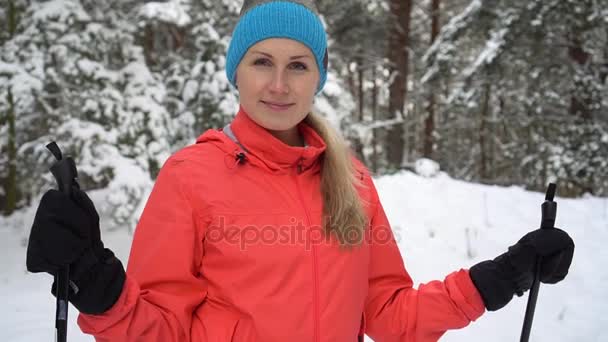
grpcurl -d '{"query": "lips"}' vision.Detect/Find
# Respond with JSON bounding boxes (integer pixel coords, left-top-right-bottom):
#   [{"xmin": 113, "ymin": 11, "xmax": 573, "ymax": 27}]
[{"xmin": 261, "ymin": 101, "xmax": 295, "ymax": 111}]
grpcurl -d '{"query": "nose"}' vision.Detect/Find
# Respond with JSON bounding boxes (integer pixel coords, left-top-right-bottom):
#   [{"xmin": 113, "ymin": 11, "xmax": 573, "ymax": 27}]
[{"xmin": 269, "ymin": 69, "xmax": 289, "ymax": 94}]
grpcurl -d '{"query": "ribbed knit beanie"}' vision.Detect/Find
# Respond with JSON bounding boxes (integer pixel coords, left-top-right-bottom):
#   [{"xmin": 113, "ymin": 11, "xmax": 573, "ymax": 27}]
[{"xmin": 225, "ymin": 0, "xmax": 328, "ymax": 94}]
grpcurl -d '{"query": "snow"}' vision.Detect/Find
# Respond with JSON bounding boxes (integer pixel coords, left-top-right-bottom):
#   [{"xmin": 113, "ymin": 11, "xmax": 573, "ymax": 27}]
[
  {"xmin": 421, "ymin": 0, "xmax": 483, "ymax": 83},
  {"xmin": 462, "ymin": 27, "xmax": 509, "ymax": 78},
  {"xmin": 374, "ymin": 172, "xmax": 608, "ymax": 341},
  {"xmin": 414, "ymin": 158, "xmax": 440, "ymax": 178},
  {"xmin": 138, "ymin": 0, "xmax": 192, "ymax": 27},
  {"xmin": 1, "ymin": 172, "xmax": 606, "ymax": 341},
  {"xmin": 314, "ymin": 72, "xmax": 356, "ymax": 131},
  {"xmin": 202, "ymin": 23, "xmax": 221, "ymax": 41},
  {"xmin": 0, "ymin": 61, "xmax": 44, "ymax": 103},
  {"xmin": 31, "ymin": 0, "xmax": 90, "ymax": 24},
  {"xmin": 182, "ymin": 79, "xmax": 199, "ymax": 104},
  {"xmin": 76, "ymin": 59, "xmax": 119, "ymax": 83}
]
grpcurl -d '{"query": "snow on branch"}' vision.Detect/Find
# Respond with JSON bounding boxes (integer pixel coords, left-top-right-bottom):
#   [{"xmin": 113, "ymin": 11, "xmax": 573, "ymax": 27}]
[
  {"xmin": 461, "ymin": 9, "xmax": 517, "ymax": 79},
  {"xmin": 421, "ymin": 0, "xmax": 483, "ymax": 84},
  {"xmin": 31, "ymin": 0, "xmax": 90, "ymax": 24},
  {"xmin": 138, "ymin": 0, "xmax": 192, "ymax": 27}
]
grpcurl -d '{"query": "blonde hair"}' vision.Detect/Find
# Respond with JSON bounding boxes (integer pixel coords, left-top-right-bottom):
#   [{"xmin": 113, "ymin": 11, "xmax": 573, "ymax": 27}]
[{"xmin": 304, "ymin": 112, "xmax": 368, "ymax": 247}]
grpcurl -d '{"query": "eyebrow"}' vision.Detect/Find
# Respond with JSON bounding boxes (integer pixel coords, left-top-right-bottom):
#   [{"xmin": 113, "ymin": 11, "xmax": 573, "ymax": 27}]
[{"xmin": 250, "ymin": 50, "xmax": 312, "ymax": 60}]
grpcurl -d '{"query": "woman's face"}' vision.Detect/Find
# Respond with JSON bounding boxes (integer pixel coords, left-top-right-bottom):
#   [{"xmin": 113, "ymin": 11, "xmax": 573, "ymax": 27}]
[{"xmin": 235, "ymin": 38, "xmax": 320, "ymax": 143}]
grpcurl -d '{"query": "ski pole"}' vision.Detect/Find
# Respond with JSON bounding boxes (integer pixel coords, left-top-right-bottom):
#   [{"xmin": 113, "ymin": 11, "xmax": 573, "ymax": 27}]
[
  {"xmin": 519, "ymin": 183, "xmax": 557, "ymax": 342},
  {"xmin": 46, "ymin": 142, "xmax": 79, "ymax": 342}
]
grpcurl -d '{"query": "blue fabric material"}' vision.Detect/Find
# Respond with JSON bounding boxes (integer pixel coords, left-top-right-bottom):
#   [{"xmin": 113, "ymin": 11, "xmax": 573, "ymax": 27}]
[{"xmin": 225, "ymin": 1, "xmax": 328, "ymax": 94}]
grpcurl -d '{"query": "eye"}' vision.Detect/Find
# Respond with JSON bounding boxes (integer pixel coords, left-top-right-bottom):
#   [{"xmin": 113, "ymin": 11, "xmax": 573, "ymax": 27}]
[
  {"xmin": 289, "ymin": 62, "xmax": 308, "ymax": 71},
  {"xmin": 253, "ymin": 58, "xmax": 272, "ymax": 67}
]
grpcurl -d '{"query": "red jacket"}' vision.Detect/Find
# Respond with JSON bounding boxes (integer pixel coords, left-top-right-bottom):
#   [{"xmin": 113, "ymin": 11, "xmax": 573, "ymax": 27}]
[{"xmin": 78, "ymin": 108, "xmax": 485, "ymax": 341}]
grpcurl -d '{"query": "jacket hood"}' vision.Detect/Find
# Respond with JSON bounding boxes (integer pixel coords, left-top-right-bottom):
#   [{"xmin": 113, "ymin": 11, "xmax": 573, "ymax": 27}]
[{"xmin": 196, "ymin": 106, "xmax": 327, "ymax": 173}]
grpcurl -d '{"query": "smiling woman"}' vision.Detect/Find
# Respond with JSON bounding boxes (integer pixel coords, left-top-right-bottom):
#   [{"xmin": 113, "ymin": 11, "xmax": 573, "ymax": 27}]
[{"xmin": 25, "ymin": 0, "xmax": 575, "ymax": 341}]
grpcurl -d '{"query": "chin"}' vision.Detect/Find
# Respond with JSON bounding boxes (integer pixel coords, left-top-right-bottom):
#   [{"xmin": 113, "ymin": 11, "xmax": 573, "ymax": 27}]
[
  {"xmin": 260, "ymin": 120, "xmax": 298, "ymax": 132},
  {"xmin": 249, "ymin": 113, "xmax": 301, "ymax": 132}
]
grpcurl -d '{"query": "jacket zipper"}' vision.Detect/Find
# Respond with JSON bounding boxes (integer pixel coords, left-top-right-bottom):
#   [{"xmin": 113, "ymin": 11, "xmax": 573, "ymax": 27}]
[{"xmin": 294, "ymin": 158, "xmax": 320, "ymax": 342}]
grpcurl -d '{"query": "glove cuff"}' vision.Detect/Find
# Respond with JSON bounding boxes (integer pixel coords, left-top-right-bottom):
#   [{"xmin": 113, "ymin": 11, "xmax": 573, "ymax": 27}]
[
  {"xmin": 469, "ymin": 252, "xmax": 532, "ymax": 311},
  {"xmin": 52, "ymin": 248, "xmax": 125, "ymax": 315}
]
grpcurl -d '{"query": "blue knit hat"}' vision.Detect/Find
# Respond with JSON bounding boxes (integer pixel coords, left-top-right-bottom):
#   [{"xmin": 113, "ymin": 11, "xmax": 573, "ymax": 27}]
[{"xmin": 225, "ymin": 0, "xmax": 328, "ymax": 94}]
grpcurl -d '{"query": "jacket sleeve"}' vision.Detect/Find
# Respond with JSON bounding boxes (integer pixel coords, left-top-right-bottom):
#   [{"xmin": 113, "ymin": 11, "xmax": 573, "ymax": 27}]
[
  {"xmin": 363, "ymin": 179, "xmax": 486, "ymax": 342},
  {"xmin": 77, "ymin": 158, "xmax": 208, "ymax": 342}
]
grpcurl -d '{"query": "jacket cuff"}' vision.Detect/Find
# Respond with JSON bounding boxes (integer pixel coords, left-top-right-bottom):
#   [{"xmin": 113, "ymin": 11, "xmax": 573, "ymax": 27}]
[{"xmin": 446, "ymin": 269, "xmax": 486, "ymax": 321}]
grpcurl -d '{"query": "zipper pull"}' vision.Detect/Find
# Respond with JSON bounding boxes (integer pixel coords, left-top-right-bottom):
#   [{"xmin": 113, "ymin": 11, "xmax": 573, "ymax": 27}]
[{"xmin": 297, "ymin": 158, "xmax": 304, "ymax": 174}]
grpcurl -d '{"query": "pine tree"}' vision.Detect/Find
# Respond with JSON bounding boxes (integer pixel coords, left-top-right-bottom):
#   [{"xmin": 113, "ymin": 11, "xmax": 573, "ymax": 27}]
[
  {"xmin": 421, "ymin": 0, "xmax": 608, "ymax": 195},
  {"xmin": 142, "ymin": 0, "xmax": 240, "ymax": 149},
  {"xmin": 1, "ymin": 0, "xmax": 177, "ymax": 227},
  {"xmin": 1, "ymin": 0, "xmax": 45, "ymax": 214}
]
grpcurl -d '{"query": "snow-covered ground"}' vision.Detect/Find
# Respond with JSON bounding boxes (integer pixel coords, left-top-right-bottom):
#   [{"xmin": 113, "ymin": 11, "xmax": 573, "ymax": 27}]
[{"xmin": 1, "ymin": 170, "xmax": 606, "ymax": 341}]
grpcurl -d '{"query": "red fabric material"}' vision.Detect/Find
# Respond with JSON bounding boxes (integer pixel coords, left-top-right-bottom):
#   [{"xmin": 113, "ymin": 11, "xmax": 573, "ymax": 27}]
[{"xmin": 78, "ymin": 107, "xmax": 485, "ymax": 341}]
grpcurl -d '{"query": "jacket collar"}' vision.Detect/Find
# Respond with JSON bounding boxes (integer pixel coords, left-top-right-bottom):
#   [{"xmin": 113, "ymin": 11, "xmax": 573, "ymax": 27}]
[{"xmin": 212, "ymin": 106, "xmax": 326, "ymax": 173}]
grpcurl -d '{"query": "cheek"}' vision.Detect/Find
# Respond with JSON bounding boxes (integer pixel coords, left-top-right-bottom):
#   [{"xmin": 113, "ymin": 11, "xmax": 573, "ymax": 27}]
[
  {"xmin": 237, "ymin": 77, "xmax": 263, "ymax": 102},
  {"xmin": 296, "ymin": 79, "xmax": 317, "ymax": 103},
  {"xmin": 236, "ymin": 67, "xmax": 262, "ymax": 90},
  {"xmin": 300, "ymin": 73, "xmax": 319, "ymax": 96}
]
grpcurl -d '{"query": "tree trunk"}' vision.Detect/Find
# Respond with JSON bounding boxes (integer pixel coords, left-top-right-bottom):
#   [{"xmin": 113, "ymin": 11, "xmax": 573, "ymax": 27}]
[
  {"xmin": 568, "ymin": 35, "xmax": 591, "ymax": 119},
  {"xmin": 8, "ymin": 0, "xmax": 17, "ymax": 36},
  {"xmin": 5, "ymin": 88, "xmax": 17, "ymax": 215},
  {"xmin": 479, "ymin": 81, "xmax": 491, "ymax": 180},
  {"xmin": 423, "ymin": 0, "xmax": 440, "ymax": 158},
  {"xmin": 4, "ymin": 1, "xmax": 18, "ymax": 215},
  {"xmin": 371, "ymin": 65, "xmax": 379, "ymax": 172},
  {"xmin": 386, "ymin": 0, "xmax": 412, "ymax": 169},
  {"xmin": 143, "ymin": 24, "xmax": 156, "ymax": 65},
  {"xmin": 357, "ymin": 57, "xmax": 364, "ymax": 122},
  {"xmin": 347, "ymin": 60, "xmax": 356, "ymax": 99}
]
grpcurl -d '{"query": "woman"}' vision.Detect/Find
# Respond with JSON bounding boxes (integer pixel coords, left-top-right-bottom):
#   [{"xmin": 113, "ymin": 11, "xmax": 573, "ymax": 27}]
[{"xmin": 26, "ymin": 1, "xmax": 574, "ymax": 341}]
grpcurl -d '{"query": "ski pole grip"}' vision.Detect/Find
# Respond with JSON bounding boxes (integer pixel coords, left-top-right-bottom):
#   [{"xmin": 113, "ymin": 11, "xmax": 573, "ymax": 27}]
[
  {"xmin": 46, "ymin": 142, "xmax": 78, "ymax": 195},
  {"xmin": 540, "ymin": 183, "xmax": 557, "ymax": 229}
]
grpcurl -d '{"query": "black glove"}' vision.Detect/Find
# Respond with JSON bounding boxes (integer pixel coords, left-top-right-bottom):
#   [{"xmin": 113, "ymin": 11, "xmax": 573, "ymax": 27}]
[
  {"xmin": 469, "ymin": 227, "xmax": 574, "ymax": 311},
  {"xmin": 26, "ymin": 188, "xmax": 125, "ymax": 314}
]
